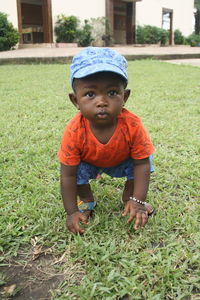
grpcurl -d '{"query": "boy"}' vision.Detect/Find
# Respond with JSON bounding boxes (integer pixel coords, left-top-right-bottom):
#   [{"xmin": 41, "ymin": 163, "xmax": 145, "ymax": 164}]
[{"xmin": 58, "ymin": 47, "xmax": 155, "ymax": 234}]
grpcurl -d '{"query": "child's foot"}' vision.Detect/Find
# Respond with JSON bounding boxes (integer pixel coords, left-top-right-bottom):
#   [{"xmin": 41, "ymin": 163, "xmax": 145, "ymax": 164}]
[
  {"xmin": 77, "ymin": 184, "xmax": 96, "ymax": 217},
  {"xmin": 122, "ymin": 180, "xmax": 155, "ymax": 216}
]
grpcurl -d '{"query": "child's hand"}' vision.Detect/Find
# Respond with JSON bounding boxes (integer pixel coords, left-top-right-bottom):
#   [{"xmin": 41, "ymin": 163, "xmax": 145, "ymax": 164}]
[
  {"xmin": 122, "ymin": 200, "xmax": 148, "ymax": 230},
  {"xmin": 66, "ymin": 211, "xmax": 88, "ymax": 234}
]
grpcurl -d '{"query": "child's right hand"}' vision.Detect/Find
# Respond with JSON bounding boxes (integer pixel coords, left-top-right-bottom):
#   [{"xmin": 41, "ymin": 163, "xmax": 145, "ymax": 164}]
[{"xmin": 66, "ymin": 211, "xmax": 88, "ymax": 234}]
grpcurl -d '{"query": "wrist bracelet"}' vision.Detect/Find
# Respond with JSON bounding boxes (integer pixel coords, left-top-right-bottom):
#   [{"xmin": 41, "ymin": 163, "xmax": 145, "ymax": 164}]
[{"xmin": 129, "ymin": 196, "xmax": 146, "ymax": 205}]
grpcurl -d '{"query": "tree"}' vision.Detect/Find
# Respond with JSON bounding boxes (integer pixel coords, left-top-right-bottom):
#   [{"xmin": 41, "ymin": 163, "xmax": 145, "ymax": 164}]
[{"xmin": 194, "ymin": 0, "xmax": 200, "ymax": 34}]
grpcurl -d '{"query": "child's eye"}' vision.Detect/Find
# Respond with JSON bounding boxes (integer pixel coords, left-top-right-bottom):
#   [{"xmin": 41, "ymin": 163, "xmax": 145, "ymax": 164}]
[
  {"xmin": 85, "ymin": 91, "xmax": 95, "ymax": 98},
  {"xmin": 108, "ymin": 90, "xmax": 118, "ymax": 96}
]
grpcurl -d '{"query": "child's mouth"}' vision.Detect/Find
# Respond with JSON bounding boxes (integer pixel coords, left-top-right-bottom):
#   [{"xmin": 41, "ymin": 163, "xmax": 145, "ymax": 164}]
[{"xmin": 96, "ymin": 112, "xmax": 109, "ymax": 119}]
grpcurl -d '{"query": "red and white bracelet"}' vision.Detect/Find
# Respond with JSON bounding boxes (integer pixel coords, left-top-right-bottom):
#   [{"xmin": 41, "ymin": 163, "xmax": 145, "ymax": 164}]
[{"xmin": 129, "ymin": 196, "xmax": 146, "ymax": 205}]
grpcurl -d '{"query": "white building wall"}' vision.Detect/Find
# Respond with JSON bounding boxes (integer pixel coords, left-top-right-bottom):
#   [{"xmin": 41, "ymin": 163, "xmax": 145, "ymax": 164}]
[
  {"xmin": 0, "ymin": 0, "xmax": 18, "ymax": 29},
  {"xmin": 136, "ymin": 0, "xmax": 194, "ymax": 36}
]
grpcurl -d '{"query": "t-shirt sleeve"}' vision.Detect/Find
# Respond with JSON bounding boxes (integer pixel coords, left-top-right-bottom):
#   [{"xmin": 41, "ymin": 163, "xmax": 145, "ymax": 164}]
[
  {"xmin": 58, "ymin": 126, "xmax": 81, "ymax": 166},
  {"xmin": 130, "ymin": 120, "xmax": 154, "ymax": 160}
]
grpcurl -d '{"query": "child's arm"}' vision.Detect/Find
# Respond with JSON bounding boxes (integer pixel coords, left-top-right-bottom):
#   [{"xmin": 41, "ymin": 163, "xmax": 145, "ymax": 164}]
[
  {"xmin": 60, "ymin": 163, "xmax": 88, "ymax": 234},
  {"xmin": 122, "ymin": 157, "xmax": 151, "ymax": 230},
  {"xmin": 132, "ymin": 157, "xmax": 150, "ymax": 201}
]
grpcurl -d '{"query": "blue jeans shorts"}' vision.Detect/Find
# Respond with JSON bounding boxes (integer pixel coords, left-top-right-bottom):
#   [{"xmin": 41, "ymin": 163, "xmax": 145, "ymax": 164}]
[{"xmin": 76, "ymin": 155, "xmax": 154, "ymax": 184}]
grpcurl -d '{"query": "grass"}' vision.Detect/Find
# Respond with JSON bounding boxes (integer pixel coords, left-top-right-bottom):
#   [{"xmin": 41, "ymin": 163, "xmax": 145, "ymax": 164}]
[{"xmin": 0, "ymin": 61, "xmax": 200, "ymax": 300}]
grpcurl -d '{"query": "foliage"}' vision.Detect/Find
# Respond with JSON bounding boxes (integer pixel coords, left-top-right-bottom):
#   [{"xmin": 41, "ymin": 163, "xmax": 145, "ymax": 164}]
[
  {"xmin": 194, "ymin": 0, "xmax": 200, "ymax": 35},
  {"xmin": 0, "ymin": 62, "xmax": 200, "ymax": 299},
  {"xmin": 136, "ymin": 25, "xmax": 168, "ymax": 45},
  {"xmin": 54, "ymin": 15, "xmax": 93, "ymax": 46},
  {"xmin": 159, "ymin": 28, "xmax": 169, "ymax": 45},
  {"xmin": 0, "ymin": 12, "xmax": 19, "ymax": 51},
  {"xmin": 174, "ymin": 29, "xmax": 185, "ymax": 45},
  {"xmin": 194, "ymin": 0, "xmax": 200, "ymax": 10},
  {"xmin": 54, "ymin": 15, "xmax": 79, "ymax": 43},
  {"xmin": 54, "ymin": 15, "xmax": 112, "ymax": 47},
  {"xmin": 89, "ymin": 17, "xmax": 113, "ymax": 46},
  {"xmin": 76, "ymin": 20, "xmax": 93, "ymax": 47},
  {"xmin": 186, "ymin": 33, "xmax": 200, "ymax": 46}
]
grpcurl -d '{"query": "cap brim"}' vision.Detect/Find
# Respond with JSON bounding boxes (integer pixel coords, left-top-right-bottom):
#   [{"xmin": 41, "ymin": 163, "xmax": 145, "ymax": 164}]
[{"xmin": 71, "ymin": 63, "xmax": 128, "ymax": 83}]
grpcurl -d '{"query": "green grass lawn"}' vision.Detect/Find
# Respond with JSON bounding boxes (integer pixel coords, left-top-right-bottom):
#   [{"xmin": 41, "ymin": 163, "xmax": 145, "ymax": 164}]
[{"xmin": 0, "ymin": 61, "xmax": 200, "ymax": 299}]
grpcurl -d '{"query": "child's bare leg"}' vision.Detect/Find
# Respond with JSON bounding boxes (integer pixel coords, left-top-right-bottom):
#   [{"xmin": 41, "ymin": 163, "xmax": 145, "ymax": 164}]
[
  {"xmin": 77, "ymin": 184, "xmax": 94, "ymax": 202},
  {"xmin": 122, "ymin": 179, "xmax": 154, "ymax": 214}
]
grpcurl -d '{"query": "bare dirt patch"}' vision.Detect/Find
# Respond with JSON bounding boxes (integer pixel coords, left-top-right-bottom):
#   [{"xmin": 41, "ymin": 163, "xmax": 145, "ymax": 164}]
[
  {"xmin": 0, "ymin": 256, "xmax": 63, "ymax": 299},
  {"xmin": 0, "ymin": 250, "xmax": 65, "ymax": 300},
  {"xmin": 0, "ymin": 240, "xmax": 85, "ymax": 300}
]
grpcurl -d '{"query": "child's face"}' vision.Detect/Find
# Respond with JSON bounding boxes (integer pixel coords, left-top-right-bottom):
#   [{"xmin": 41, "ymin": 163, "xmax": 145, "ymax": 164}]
[{"xmin": 69, "ymin": 72, "xmax": 130, "ymax": 127}]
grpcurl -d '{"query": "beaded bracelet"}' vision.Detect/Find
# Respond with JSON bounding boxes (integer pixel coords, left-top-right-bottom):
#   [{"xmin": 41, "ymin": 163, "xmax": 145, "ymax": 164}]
[{"xmin": 129, "ymin": 196, "xmax": 145, "ymax": 205}]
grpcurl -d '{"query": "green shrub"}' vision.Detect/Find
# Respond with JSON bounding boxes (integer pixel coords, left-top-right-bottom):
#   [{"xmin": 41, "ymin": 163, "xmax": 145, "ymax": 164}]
[
  {"xmin": 186, "ymin": 33, "xmax": 200, "ymax": 46},
  {"xmin": 77, "ymin": 20, "xmax": 93, "ymax": 47},
  {"xmin": 174, "ymin": 29, "xmax": 185, "ymax": 45},
  {"xmin": 54, "ymin": 15, "xmax": 79, "ymax": 43},
  {"xmin": 159, "ymin": 28, "xmax": 169, "ymax": 45},
  {"xmin": 0, "ymin": 12, "xmax": 19, "ymax": 51},
  {"xmin": 136, "ymin": 25, "xmax": 168, "ymax": 45}
]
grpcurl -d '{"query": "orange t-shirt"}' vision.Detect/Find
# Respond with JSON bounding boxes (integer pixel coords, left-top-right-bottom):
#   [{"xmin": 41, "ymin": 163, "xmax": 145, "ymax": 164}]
[{"xmin": 58, "ymin": 108, "xmax": 154, "ymax": 168}]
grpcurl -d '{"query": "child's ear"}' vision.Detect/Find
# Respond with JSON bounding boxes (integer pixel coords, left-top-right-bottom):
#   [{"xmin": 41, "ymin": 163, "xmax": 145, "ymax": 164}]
[
  {"xmin": 69, "ymin": 93, "xmax": 80, "ymax": 110},
  {"xmin": 123, "ymin": 89, "xmax": 131, "ymax": 104}
]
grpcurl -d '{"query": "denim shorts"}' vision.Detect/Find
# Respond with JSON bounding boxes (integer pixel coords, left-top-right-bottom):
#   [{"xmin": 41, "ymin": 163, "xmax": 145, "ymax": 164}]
[{"xmin": 76, "ymin": 155, "xmax": 154, "ymax": 184}]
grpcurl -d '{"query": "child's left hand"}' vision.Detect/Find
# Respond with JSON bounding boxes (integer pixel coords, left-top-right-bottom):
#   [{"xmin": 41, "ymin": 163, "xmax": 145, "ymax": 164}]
[{"xmin": 122, "ymin": 200, "xmax": 148, "ymax": 230}]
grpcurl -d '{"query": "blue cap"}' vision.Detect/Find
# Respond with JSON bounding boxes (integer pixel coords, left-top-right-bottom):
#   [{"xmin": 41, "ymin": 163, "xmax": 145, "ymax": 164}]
[{"xmin": 70, "ymin": 47, "xmax": 128, "ymax": 85}]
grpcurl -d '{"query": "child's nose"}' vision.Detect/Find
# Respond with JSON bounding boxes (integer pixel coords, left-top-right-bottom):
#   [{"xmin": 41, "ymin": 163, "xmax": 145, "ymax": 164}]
[{"xmin": 96, "ymin": 96, "xmax": 108, "ymax": 107}]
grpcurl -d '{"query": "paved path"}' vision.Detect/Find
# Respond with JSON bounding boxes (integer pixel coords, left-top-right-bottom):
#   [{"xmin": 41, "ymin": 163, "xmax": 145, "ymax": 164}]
[
  {"xmin": 164, "ymin": 58, "xmax": 200, "ymax": 67},
  {"xmin": 0, "ymin": 45, "xmax": 200, "ymax": 64}
]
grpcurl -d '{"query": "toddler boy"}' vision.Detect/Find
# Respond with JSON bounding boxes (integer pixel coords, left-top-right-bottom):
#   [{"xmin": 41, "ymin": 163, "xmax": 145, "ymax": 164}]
[{"xmin": 58, "ymin": 47, "xmax": 154, "ymax": 234}]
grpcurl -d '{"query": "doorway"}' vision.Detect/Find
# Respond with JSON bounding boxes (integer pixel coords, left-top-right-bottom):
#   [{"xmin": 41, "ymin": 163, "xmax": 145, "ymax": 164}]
[
  {"xmin": 162, "ymin": 8, "xmax": 173, "ymax": 45},
  {"xmin": 17, "ymin": 0, "xmax": 53, "ymax": 44},
  {"xmin": 106, "ymin": 0, "xmax": 136, "ymax": 45}
]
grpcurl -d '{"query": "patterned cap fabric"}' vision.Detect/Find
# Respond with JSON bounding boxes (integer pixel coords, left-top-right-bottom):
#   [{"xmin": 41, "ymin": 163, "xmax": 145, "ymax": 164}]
[{"xmin": 70, "ymin": 47, "xmax": 128, "ymax": 85}]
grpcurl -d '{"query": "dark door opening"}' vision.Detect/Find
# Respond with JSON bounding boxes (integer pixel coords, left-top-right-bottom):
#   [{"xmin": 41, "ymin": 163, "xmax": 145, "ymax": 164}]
[
  {"xmin": 17, "ymin": 0, "xmax": 53, "ymax": 44},
  {"xmin": 162, "ymin": 8, "xmax": 173, "ymax": 45}
]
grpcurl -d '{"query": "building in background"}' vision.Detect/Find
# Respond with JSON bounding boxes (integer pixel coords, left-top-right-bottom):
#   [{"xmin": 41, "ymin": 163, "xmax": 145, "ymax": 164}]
[
  {"xmin": 0, "ymin": 0, "xmax": 194, "ymax": 46},
  {"xmin": 136, "ymin": 0, "xmax": 194, "ymax": 45}
]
